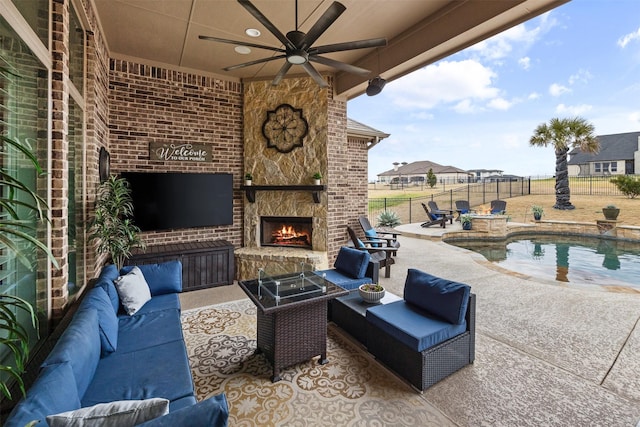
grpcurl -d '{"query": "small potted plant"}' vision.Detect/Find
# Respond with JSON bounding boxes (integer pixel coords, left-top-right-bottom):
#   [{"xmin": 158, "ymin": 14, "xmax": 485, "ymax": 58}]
[
  {"xmin": 460, "ymin": 214, "xmax": 472, "ymax": 230},
  {"xmin": 359, "ymin": 283, "xmax": 385, "ymax": 303},
  {"xmin": 602, "ymin": 204, "xmax": 619, "ymax": 220},
  {"xmin": 532, "ymin": 205, "xmax": 544, "ymax": 221},
  {"xmin": 244, "ymin": 172, "xmax": 253, "ymax": 186},
  {"xmin": 312, "ymin": 172, "xmax": 322, "ymax": 185}
]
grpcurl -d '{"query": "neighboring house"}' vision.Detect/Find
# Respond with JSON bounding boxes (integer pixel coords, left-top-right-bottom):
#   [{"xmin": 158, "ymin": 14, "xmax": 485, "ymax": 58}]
[
  {"xmin": 377, "ymin": 161, "xmax": 473, "ymax": 185},
  {"xmin": 482, "ymin": 174, "xmax": 521, "ymax": 182},
  {"xmin": 467, "ymin": 169, "xmax": 504, "ymax": 182},
  {"xmin": 568, "ymin": 131, "xmax": 640, "ymax": 176},
  {"xmin": 347, "ymin": 118, "xmax": 390, "ymax": 150}
]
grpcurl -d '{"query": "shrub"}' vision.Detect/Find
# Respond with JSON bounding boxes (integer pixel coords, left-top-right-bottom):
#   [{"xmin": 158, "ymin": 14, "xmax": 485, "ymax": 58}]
[
  {"xmin": 376, "ymin": 210, "xmax": 401, "ymax": 227},
  {"xmin": 610, "ymin": 175, "xmax": 640, "ymax": 198}
]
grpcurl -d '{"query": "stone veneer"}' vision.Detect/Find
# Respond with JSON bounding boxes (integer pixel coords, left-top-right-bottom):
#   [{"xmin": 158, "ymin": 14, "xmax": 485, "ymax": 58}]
[{"xmin": 236, "ymin": 78, "xmax": 330, "ymax": 279}]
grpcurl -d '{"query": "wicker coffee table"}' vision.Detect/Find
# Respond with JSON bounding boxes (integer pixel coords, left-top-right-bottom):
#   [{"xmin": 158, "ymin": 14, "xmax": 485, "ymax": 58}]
[{"xmin": 239, "ymin": 270, "xmax": 348, "ymax": 382}]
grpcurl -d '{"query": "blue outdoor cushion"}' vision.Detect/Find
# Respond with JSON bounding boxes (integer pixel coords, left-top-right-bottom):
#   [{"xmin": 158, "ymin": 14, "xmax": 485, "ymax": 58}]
[
  {"xmin": 315, "ymin": 269, "xmax": 372, "ymax": 291},
  {"xmin": 366, "ymin": 301, "xmax": 467, "ymax": 352},
  {"xmin": 80, "ymin": 287, "xmax": 119, "ymax": 356},
  {"xmin": 4, "ymin": 362, "xmax": 80, "ymax": 427},
  {"xmin": 333, "ymin": 246, "xmax": 370, "ymax": 279},
  {"xmin": 94, "ymin": 278, "xmax": 121, "ymax": 315},
  {"xmin": 117, "ymin": 309, "xmax": 183, "ymax": 353},
  {"xmin": 41, "ymin": 308, "xmax": 101, "ymax": 397},
  {"xmin": 83, "ymin": 340, "xmax": 194, "ymax": 407},
  {"xmin": 137, "ymin": 394, "xmax": 229, "ymax": 427},
  {"xmin": 118, "ymin": 293, "xmax": 180, "ymax": 318},
  {"xmin": 120, "ymin": 260, "xmax": 182, "ymax": 296},
  {"xmin": 403, "ymin": 268, "xmax": 471, "ymax": 325},
  {"xmin": 364, "ymin": 229, "xmax": 382, "ymax": 247}
]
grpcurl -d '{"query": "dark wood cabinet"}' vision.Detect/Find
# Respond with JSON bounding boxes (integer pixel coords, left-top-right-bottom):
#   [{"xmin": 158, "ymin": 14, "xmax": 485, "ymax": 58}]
[{"xmin": 126, "ymin": 240, "xmax": 234, "ymax": 291}]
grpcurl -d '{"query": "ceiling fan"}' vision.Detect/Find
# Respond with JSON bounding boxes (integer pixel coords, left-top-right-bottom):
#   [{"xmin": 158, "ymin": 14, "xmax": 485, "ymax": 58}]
[{"xmin": 199, "ymin": 0, "xmax": 387, "ymax": 87}]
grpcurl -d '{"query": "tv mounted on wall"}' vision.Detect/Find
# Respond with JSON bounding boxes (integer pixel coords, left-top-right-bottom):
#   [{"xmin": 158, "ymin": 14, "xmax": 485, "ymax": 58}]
[{"xmin": 121, "ymin": 172, "xmax": 233, "ymax": 232}]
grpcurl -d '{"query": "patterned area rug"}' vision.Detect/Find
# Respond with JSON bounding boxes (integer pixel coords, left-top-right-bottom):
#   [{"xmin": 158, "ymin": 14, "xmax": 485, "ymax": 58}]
[{"xmin": 181, "ymin": 299, "xmax": 453, "ymax": 426}]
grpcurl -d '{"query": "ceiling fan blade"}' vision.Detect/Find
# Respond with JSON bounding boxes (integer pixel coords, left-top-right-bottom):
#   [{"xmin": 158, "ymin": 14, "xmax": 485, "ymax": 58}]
[
  {"xmin": 309, "ymin": 56, "xmax": 370, "ymax": 76},
  {"xmin": 271, "ymin": 62, "xmax": 292, "ymax": 86},
  {"xmin": 302, "ymin": 62, "xmax": 328, "ymax": 88},
  {"xmin": 238, "ymin": 0, "xmax": 294, "ymax": 50},
  {"xmin": 199, "ymin": 35, "xmax": 284, "ymax": 53},
  {"xmin": 311, "ymin": 38, "xmax": 387, "ymax": 55},
  {"xmin": 300, "ymin": 1, "xmax": 346, "ymax": 50},
  {"xmin": 224, "ymin": 55, "xmax": 286, "ymax": 71}
]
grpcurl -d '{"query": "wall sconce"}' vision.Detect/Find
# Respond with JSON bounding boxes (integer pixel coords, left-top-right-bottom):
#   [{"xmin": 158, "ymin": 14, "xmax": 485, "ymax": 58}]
[{"xmin": 366, "ymin": 76, "xmax": 386, "ymax": 96}]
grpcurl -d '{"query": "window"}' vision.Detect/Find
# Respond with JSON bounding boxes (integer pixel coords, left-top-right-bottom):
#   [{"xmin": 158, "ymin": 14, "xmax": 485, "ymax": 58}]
[
  {"xmin": 0, "ymin": 15, "xmax": 50, "ymax": 367},
  {"xmin": 594, "ymin": 163, "xmax": 601, "ymax": 173},
  {"xmin": 610, "ymin": 162, "xmax": 617, "ymax": 172}
]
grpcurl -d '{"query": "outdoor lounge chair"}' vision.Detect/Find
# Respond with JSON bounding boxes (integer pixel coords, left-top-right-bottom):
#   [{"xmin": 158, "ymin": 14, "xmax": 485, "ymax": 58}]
[
  {"xmin": 358, "ymin": 216, "xmax": 400, "ymax": 253},
  {"xmin": 490, "ymin": 199, "xmax": 507, "ymax": 214},
  {"xmin": 427, "ymin": 201, "xmax": 454, "ymax": 224},
  {"xmin": 455, "ymin": 200, "xmax": 475, "ymax": 221},
  {"xmin": 347, "ymin": 226, "xmax": 395, "ymax": 278},
  {"xmin": 420, "ymin": 203, "xmax": 446, "ymax": 228}
]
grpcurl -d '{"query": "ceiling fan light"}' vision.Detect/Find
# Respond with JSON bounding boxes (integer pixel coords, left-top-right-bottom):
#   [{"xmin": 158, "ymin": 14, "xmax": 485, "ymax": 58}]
[
  {"xmin": 287, "ymin": 49, "xmax": 308, "ymax": 64},
  {"xmin": 366, "ymin": 76, "xmax": 386, "ymax": 96}
]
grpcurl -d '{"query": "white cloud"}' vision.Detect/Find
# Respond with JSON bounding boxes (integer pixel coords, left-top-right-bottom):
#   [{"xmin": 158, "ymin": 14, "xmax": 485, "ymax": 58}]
[
  {"xmin": 617, "ymin": 27, "xmax": 640, "ymax": 48},
  {"xmin": 387, "ymin": 60, "xmax": 499, "ymax": 110},
  {"xmin": 549, "ymin": 83, "xmax": 571, "ymax": 96},
  {"xmin": 467, "ymin": 12, "xmax": 557, "ymax": 61},
  {"xmin": 629, "ymin": 111, "xmax": 640, "ymax": 124},
  {"xmin": 487, "ymin": 97, "xmax": 513, "ymax": 110},
  {"xmin": 453, "ymin": 99, "xmax": 476, "ymax": 114},
  {"xmin": 528, "ymin": 92, "xmax": 541, "ymax": 100},
  {"xmin": 568, "ymin": 69, "xmax": 593, "ymax": 85},
  {"xmin": 555, "ymin": 103, "xmax": 593, "ymax": 115},
  {"xmin": 518, "ymin": 57, "xmax": 531, "ymax": 70}
]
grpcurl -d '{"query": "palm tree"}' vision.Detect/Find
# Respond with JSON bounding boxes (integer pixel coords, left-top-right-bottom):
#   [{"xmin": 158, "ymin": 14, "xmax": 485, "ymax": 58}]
[{"xmin": 529, "ymin": 117, "xmax": 599, "ymax": 210}]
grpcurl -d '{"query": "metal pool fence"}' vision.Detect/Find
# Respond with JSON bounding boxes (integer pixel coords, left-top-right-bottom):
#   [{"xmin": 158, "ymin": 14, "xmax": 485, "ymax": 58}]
[{"xmin": 368, "ymin": 175, "xmax": 632, "ymax": 225}]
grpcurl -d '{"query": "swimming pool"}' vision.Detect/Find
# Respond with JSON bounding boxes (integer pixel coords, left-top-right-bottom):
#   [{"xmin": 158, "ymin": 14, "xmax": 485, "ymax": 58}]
[{"xmin": 448, "ymin": 234, "xmax": 640, "ymax": 291}]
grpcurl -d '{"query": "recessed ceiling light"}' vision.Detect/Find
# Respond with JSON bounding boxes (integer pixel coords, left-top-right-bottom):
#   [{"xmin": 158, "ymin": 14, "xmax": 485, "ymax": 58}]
[
  {"xmin": 245, "ymin": 28, "xmax": 261, "ymax": 37},
  {"xmin": 235, "ymin": 46, "xmax": 251, "ymax": 54}
]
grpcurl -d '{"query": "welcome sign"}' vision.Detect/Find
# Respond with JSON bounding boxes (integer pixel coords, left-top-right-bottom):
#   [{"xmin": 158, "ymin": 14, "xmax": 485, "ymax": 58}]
[{"xmin": 149, "ymin": 142, "xmax": 212, "ymax": 162}]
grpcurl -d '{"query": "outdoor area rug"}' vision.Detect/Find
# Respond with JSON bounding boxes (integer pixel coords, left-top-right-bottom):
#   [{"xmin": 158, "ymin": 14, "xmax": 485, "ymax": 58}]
[{"xmin": 181, "ymin": 299, "xmax": 454, "ymax": 426}]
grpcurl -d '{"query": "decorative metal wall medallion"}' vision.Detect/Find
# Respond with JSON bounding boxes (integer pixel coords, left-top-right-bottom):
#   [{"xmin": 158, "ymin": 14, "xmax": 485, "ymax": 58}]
[
  {"xmin": 262, "ymin": 104, "xmax": 309, "ymax": 153},
  {"xmin": 98, "ymin": 147, "xmax": 110, "ymax": 182}
]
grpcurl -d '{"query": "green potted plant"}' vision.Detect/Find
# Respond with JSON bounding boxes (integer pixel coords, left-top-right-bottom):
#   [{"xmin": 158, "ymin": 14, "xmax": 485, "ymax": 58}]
[
  {"xmin": 376, "ymin": 210, "xmax": 401, "ymax": 227},
  {"xmin": 358, "ymin": 283, "xmax": 385, "ymax": 303},
  {"xmin": 244, "ymin": 172, "xmax": 253, "ymax": 186},
  {"xmin": 312, "ymin": 172, "xmax": 322, "ymax": 185},
  {"xmin": 1, "ymin": 135, "xmax": 58, "ymax": 400},
  {"xmin": 460, "ymin": 214, "xmax": 473, "ymax": 230},
  {"xmin": 89, "ymin": 174, "xmax": 145, "ymax": 270},
  {"xmin": 532, "ymin": 205, "xmax": 544, "ymax": 221},
  {"xmin": 602, "ymin": 204, "xmax": 620, "ymax": 220}
]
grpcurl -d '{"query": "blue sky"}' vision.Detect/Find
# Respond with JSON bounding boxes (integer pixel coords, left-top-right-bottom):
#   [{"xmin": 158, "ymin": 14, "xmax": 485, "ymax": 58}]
[{"xmin": 348, "ymin": 0, "xmax": 640, "ymax": 181}]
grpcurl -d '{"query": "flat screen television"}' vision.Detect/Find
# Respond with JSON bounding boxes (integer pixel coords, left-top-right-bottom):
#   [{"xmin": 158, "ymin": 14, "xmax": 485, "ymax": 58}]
[{"xmin": 121, "ymin": 172, "xmax": 233, "ymax": 232}]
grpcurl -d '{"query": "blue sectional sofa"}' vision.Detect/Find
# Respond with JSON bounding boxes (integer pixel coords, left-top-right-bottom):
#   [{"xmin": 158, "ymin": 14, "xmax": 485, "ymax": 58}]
[
  {"xmin": 6, "ymin": 260, "xmax": 228, "ymax": 427},
  {"xmin": 366, "ymin": 268, "xmax": 475, "ymax": 391}
]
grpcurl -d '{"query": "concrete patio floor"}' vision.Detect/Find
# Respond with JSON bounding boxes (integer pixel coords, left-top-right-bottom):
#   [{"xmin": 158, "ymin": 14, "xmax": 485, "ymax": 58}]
[
  {"xmin": 181, "ymin": 222, "xmax": 640, "ymax": 426},
  {"xmin": 379, "ymin": 221, "xmax": 640, "ymax": 426}
]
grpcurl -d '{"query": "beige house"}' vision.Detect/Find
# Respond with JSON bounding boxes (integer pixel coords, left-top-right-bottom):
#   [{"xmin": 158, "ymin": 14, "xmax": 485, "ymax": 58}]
[{"xmin": 377, "ymin": 160, "xmax": 473, "ymax": 185}]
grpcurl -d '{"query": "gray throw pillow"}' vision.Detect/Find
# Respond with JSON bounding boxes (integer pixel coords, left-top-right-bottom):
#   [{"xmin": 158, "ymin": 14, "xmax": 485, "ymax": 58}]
[
  {"xmin": 114, "ymin": 266, "xmax": 151, "ymax": 315},
  {"xmin": 46, "ymin": 398, "xmax": 169, "ymax": 427}
]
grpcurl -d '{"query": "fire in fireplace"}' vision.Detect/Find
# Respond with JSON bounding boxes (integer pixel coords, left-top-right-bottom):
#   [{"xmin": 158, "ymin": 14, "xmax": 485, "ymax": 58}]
[{"xmin": 260, "ymin": 216, "xmax": 313, "ymax": 249}]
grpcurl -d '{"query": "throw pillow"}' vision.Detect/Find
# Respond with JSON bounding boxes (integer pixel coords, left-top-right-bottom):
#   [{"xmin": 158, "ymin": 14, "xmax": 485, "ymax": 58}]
[
  {"xmin": 46, "ymin": 398, "xmax": 169, "ymax": 427},
  {"xmin": 114, "ymin": 266, "xmax": 151, "ymax": 315},
  {"xmin": 363, "ymin": 228, "xmax": 382, "ymax": 247},
  {"xmin": 334, "ymin": 246, "xmax": 370, "ymax": 279}
]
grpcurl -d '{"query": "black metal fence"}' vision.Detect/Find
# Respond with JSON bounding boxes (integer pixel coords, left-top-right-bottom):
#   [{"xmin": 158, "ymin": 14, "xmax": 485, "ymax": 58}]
[{"xmin": 368, "ymin": 175, "xmax": 631, "ymax": 225}]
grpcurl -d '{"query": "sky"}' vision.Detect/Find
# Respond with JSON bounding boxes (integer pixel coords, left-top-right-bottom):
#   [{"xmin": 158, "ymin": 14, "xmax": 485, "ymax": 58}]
[{"xmin": 347, "ymin": 0, "xmax": 640, "ymax": 181}]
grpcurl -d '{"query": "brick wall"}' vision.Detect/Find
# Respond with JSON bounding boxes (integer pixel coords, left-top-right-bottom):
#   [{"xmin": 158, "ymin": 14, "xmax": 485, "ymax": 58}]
[{"xmin": 107, "ymin": 60, "xmax": 244, "ymax": 248}]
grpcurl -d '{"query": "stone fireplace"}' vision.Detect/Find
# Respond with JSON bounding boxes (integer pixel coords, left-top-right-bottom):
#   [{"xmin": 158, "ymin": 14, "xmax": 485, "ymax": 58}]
[{"xmin": 260, "ymin": 216, "xmax": 313, "ymax": 249}]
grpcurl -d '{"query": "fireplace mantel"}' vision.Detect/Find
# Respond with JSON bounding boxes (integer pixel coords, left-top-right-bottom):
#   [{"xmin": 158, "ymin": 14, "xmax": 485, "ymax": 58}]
[{"xmin": 240, "ymin": 184, "xmax": 326, "ymax": 203}]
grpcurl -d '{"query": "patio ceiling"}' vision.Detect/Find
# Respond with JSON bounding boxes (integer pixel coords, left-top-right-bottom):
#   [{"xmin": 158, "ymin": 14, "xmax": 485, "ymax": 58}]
[{"xmin": 92, "ymin": 0, "xmax": 569, "ymax": 99}]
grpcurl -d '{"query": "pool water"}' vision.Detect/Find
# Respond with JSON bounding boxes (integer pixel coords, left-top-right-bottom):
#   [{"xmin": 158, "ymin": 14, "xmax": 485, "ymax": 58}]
[{"xmin": 449, "ymin": 235, "xmax": 640, "ymax": 291}]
